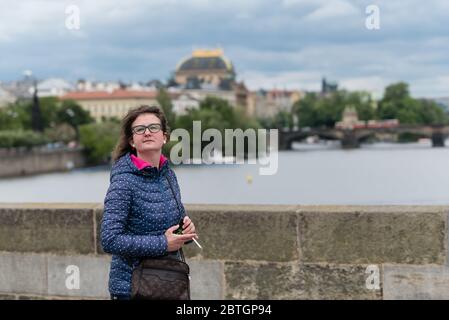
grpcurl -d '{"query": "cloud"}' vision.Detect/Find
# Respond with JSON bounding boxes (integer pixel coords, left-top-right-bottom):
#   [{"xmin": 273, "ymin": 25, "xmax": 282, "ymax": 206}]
[
  {"xmin": 238, "ymin": 70, "xmax": 322, "ymax": 91},
  {"xmin": 411, "ymin": 75, "xmax": 449, "ymax": 98},
  {"xmin": 0, "ymin": 0, "xmax": 448, "ymax": 97},
  {"xmin": 340, "ymin": 76, "xmax": 389, "ymax": 98},
  {"xmin": 304, "ymin": 0, "xmax": 359, "ymax": 21}
]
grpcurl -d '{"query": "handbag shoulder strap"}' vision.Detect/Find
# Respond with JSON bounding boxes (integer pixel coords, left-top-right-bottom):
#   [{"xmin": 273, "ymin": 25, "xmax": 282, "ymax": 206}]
[
  {"xmin": 165, "ymin": 174, "xmax": 184, "ymax": 219},
  {"xmin": 165, "ymin": 174, "xmax": 186, "ymax": 264}
]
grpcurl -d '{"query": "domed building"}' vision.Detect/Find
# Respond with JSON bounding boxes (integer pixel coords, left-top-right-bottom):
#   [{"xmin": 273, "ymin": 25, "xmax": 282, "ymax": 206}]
[
  {"xmin": 174, "ymin": 48, "xmax": 236, "ymax": 87},
  {"xmin": 170, "ymin": 48, "xmax": 252, "ymax": 115}
]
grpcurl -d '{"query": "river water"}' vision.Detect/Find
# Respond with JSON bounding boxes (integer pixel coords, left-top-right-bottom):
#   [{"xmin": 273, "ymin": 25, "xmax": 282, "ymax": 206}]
[{"xmin": 1, "ymin": 141, "xmax": 449, "ymax": 205}]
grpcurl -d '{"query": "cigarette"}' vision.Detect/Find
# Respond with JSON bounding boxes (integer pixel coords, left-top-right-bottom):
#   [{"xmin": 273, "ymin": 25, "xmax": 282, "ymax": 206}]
[{"xmin": 192, "ymin": 237, "xmax": 203, "ymax": 249}]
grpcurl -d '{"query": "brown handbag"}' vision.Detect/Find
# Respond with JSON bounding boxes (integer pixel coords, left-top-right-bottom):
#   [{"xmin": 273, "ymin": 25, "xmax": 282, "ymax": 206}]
[
  {"xmin": 130, "ymin": 249, "xmax": 190, "ymax": 300},
  {"xmin": 130, "ymin": 175, "xmax": 191, "ymax": 300}
]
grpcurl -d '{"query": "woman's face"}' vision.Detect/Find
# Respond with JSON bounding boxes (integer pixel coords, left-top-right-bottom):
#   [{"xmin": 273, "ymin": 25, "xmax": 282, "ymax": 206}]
[{"xmin": 130, "ymin": 113, "xmax": 166, "ymax": 153}]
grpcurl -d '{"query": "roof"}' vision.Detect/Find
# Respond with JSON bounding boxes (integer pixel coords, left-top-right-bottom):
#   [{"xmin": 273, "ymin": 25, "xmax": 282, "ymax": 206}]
[
  {"xmin": 176, "ymin": 49, "xmax": 235, "ymax": 73},
  {"xmin": 60, "ymin": 89, "xmax": 158, "ymax": 100}
]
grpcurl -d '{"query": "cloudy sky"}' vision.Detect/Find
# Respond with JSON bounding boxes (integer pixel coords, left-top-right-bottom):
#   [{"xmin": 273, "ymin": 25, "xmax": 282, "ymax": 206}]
[{"xmin": 0, "ymin": 0, "xmax": 448, "ymax": 98}]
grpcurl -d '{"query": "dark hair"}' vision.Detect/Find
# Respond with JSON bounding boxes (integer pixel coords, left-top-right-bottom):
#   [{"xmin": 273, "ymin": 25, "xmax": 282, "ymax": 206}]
[{"xmin": 111, "ymin": 105, "xmax": 170, "ymax": 163}]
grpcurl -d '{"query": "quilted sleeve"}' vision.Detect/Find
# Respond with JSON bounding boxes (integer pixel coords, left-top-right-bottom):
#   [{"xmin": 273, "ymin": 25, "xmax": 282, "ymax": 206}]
[{"xmin": 101, "ymin": 177, "xmax": 168, "ymax": 257}]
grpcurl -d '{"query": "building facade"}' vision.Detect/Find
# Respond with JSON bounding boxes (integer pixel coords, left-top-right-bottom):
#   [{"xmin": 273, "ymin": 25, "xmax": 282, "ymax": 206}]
[
  {"xmin": 247, "ymin": 89, "xmax": 303, "ymax": 119},
  {"xmin": 0, "ymin": 87, "xmax": 16, "ymax": 108},
  {"xmin": 60, "ymin": 90, "xmax": 159, "ymax": 122},
  {"xmin": 169, "ymin": 91, "xmax": 201, "ymax": 115}
]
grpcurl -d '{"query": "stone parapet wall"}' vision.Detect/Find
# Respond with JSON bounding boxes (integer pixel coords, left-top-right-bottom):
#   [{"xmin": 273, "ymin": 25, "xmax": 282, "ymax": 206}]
[{"xmin": 0, "ymin": 204, "xmax": 447, "ymax": 300}]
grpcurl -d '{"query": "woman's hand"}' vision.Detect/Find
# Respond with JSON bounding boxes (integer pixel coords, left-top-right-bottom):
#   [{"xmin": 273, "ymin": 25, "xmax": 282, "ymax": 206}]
[
  {"xmin": 165, "ymin": 224, "xmax": 197, "ymax": 252},
  {"xmin": 182, "ymin": 216, "xmax": 198, "ymax": 239}
]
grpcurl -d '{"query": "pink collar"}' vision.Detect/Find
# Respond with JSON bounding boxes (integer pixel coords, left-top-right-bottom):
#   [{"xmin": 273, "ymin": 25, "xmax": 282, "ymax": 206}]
[{"xmin": 130, "ymin": 153, "xmax": 168, "ymax": 170}]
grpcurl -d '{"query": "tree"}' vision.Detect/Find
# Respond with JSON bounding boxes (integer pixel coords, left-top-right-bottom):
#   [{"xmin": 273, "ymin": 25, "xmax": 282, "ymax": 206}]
[
  {"xmin": 272, "ymin": 111, "xmax": 293, "ymax": 129},
  {"xmin": 31, "ymin": 86, "xmax": 44, "ymax": 132},
  {"xmin": 79, "ymin": 121, "xmax": 120, "ymax": 164},
  {"xmin": 157, "ymin": 88, "xmax": 176, "ymax": 129},
  {"xmin": 56, "ymin": 100, "xmax": 94, "ymax": 139},
  {"xmin": 0, "ymin": 130, "xmax": 48, "ymax": 148},
  {"xmin": 292, "ymin": 90, "xmax": 375, "ymax": 128},
  {"xmin": 11, "ymin": 97, "xmax": 63, "ymax": 131},
  {"xmin": 383, "ymin": 82, "xmax": 409, "ymax": 102},
  {"xmin": 0, "ymin": 106, "xmax": 24, "ymax": 130},
  {"xmin": 378, "ymin": 82, "xmax": 411, "ymax": 121},
  {"xmin": 418, "ymin": 99, "xmax": 447, "ymax": 125},
  {"xmin": 44, "ymin": 123, "xmax": 77, "ymax": 144},
  {"xmin": 292, "ymin": 92, "xmax": 318, "ymax": 128},
  {"xmin": 173, "ymin": 96, "xmax": 261, "ymax": 157},
  {"xmin": 378, "ymin": 82, "xmax": 448, "ymax": 125}
]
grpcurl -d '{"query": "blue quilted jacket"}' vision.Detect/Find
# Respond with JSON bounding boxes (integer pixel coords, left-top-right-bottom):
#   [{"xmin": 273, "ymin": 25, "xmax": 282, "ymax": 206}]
[{"xmin": 101, "ymin": 152, "xmax": 186, "ymax": 296}]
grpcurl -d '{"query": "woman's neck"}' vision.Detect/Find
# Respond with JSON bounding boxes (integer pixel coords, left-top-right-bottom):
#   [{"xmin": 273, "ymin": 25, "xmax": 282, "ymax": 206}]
[{"xmin": 136, "ymin": 150, "xmax": 161, "ymax": 169}]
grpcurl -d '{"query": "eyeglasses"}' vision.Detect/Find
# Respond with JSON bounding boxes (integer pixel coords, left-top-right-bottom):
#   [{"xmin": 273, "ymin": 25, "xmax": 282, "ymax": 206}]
[{"xmin": 132, "ymin": 123, "xmax": 162, "ymax": 135}]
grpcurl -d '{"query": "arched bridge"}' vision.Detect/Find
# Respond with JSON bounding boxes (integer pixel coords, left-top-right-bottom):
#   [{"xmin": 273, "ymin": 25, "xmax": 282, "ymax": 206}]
[{"xmin": 279, "ymin": 125, "xmax": 449, "ymax": 150}]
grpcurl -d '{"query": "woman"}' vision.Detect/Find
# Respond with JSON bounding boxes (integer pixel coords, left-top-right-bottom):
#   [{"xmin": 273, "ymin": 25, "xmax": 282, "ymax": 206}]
[{"xmin": 101, "ymin": 105, "xmax": 198, "ymax": 300}]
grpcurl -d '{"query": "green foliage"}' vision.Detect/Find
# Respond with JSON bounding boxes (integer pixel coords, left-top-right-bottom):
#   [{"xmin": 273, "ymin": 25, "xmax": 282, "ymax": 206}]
[
  {"xmin": 162, "ymin": 140, "xmax": 179, "ymax": 158},
  {"xmin": 292, "ymin": 90, "xmax": 375, "ymax": 128},
  {"xmin": 383, "ymin": 82, "xmax": 409, "ymax": 101},
  {"xmin": 378, "ymin": 83, "xmax": 447, "ymax": 125},
  {"xmin": 291, "ymin": 82, "xmax": 448, "ymax": 128},
  {"xmin": 258, "ymin": 111, "xmax": 294, "ymax": 130},
  {"xmin": 0, "ymin": 130, "xmax": 49, "ymax": 148},
  {"xmin": 56, "ymin": 100, "xmax": 95, "ymax": 137},
  {"xmin": 44, "ymin": 123, "xmax": 77, "ymax": 143},
  {"xmin": 176, "ymin": 97, "xmax": 260, "ymax": 131},
  {"xmin": 79, "ymin": 121, "xmax": 121, "ymax": 164},
  {"xmin": 0, "ymin": 105, "xmax": 25, "ymax": 130},
  {"xmin": 0, "ymin": 98, "xmax": 95, "ymax": 148},
  {"xmin": 23, "ymin": 97, "xmax": 61, "ymax": 130},
  {"xmin": 0, "ymin": 98, "xmax": 94, "ymax": 132},
  {"xmin": 171, "ymin": 96, "xmax": 261, "ymax": 156}
]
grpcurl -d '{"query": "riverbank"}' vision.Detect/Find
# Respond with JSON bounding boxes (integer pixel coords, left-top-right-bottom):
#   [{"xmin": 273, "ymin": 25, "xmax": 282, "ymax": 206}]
[{"xmin": 0, "ymin": 146, "xmax": 87, "ymax": 178}]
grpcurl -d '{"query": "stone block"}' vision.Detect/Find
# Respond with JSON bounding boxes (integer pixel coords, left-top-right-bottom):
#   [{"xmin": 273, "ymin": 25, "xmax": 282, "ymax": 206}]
[
  {"xmin": 225, "ymin": 261, "xmax": 381, "ymax": 300},
  {"xmin": 0, "ymin": 206, "xmax": 96, "ymax": 254},
  {"xmin": 298, "ymin": 206, "xmax": 446, "ymax": 264},
  {"xmin": 47, "ymin": 254, "xmax": 111, "ymax": 298},
  {"xmin": 384, "ymin": 264, "xmax": 449, "ymax": 300},
  {"xmin": 187, "ymin": 259, "xmax": 224, "ymax": 300},
  {"xmin": 183, "ymin": 205, "xmax": 299, "ymax": 262},
  {"xmin": 0, "ymin": 253, "xmax": 46, "ymax": 295}
]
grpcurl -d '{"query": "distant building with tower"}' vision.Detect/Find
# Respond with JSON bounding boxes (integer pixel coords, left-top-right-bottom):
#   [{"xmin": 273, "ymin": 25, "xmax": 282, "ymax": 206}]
[{"xmin": 321, "ymin": 77, "xmax": 338, "ymax": 95}]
